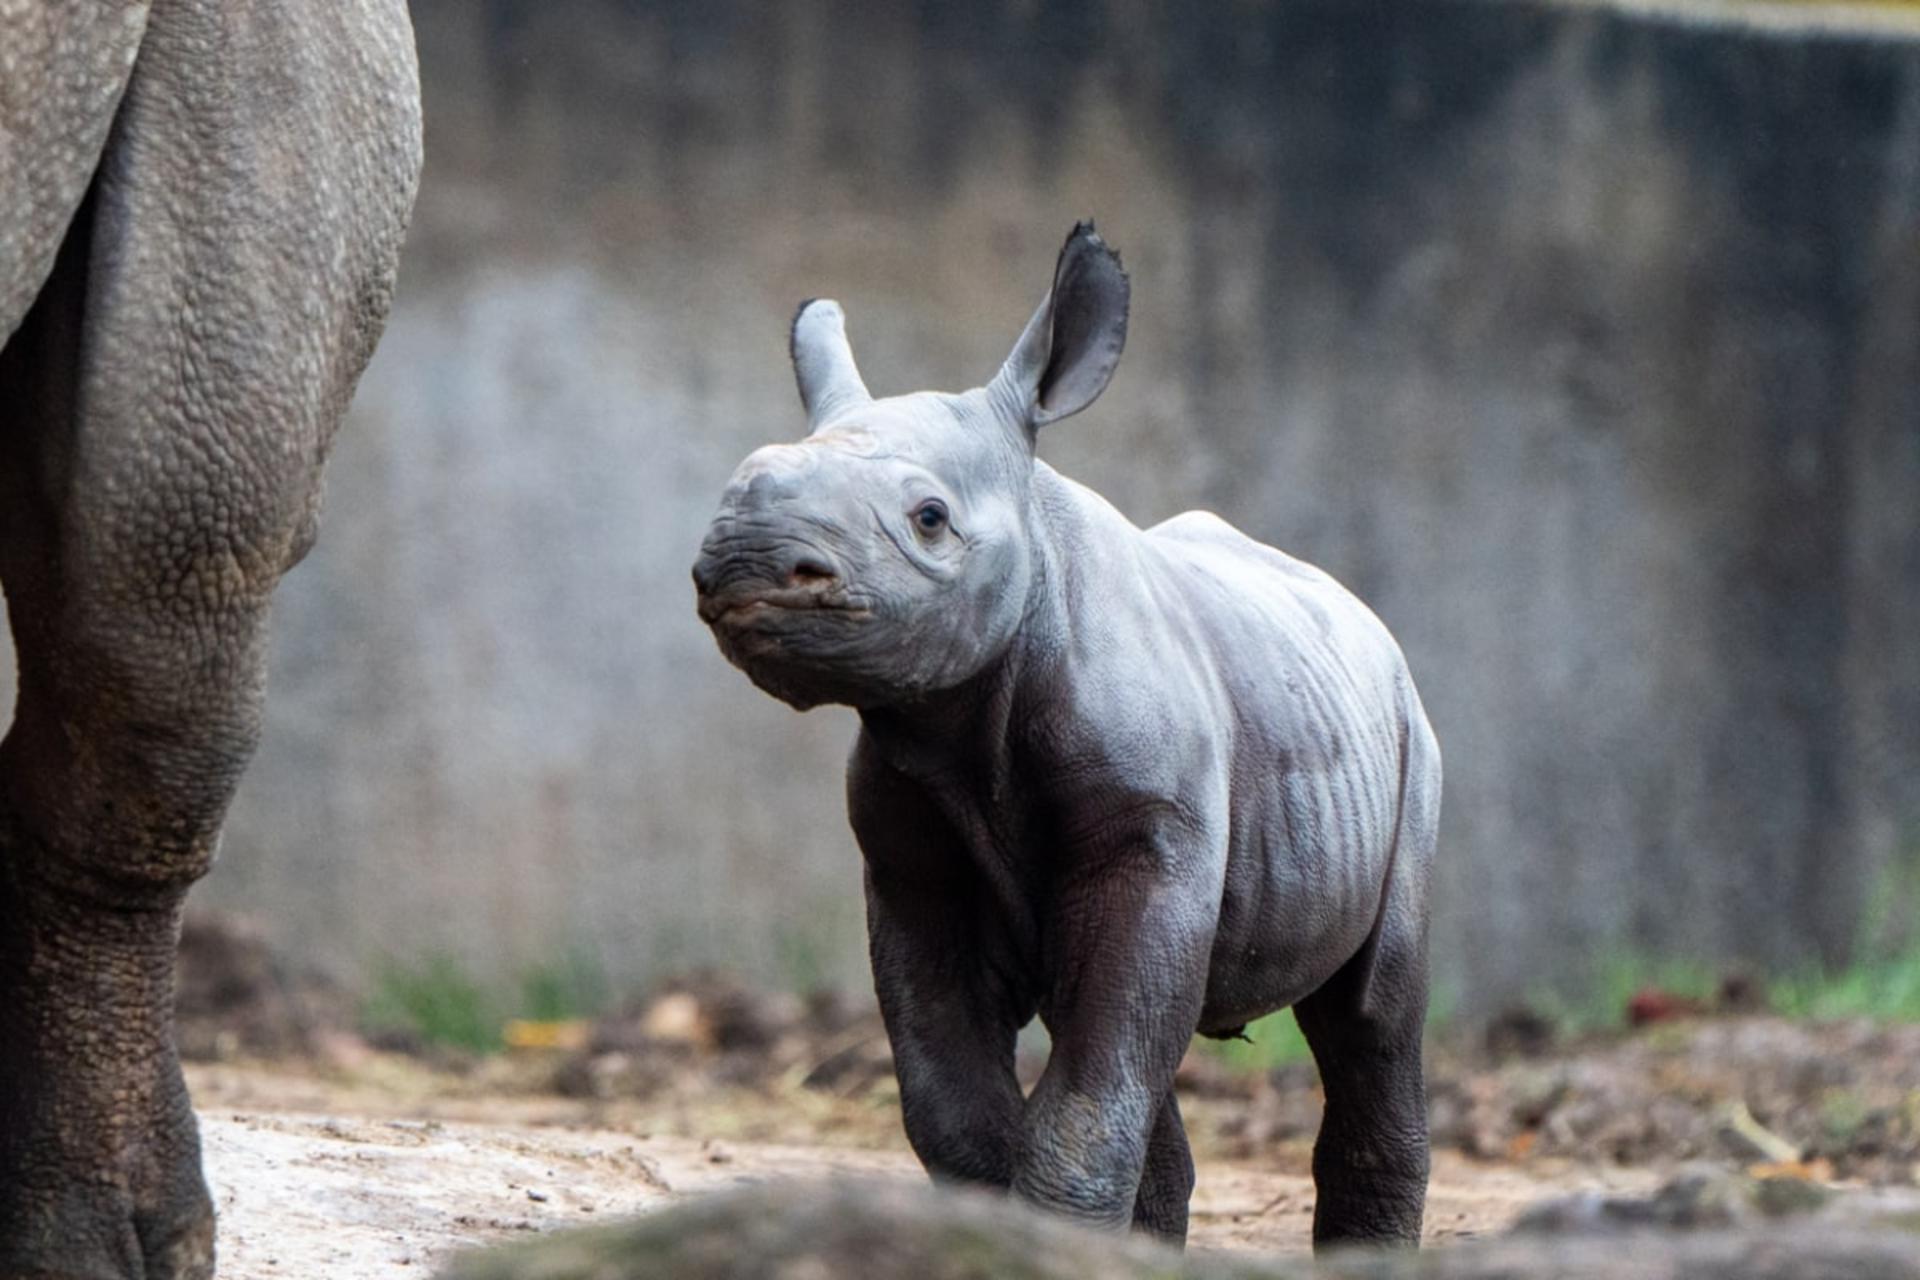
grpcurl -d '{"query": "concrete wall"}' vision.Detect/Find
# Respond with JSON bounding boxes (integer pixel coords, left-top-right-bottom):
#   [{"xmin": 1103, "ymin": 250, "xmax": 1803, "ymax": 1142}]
[{"xmin": 6, "ymin": 0, "xmax": 1916, "ymax": 1013}]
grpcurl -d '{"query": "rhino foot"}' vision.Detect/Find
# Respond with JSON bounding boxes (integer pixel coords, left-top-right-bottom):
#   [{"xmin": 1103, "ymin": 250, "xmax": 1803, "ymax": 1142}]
[
  {"xmin": 0, "ymin": 860, "xmax": 216, "ymax": 1280},
  {"xmin": 0, "ymin": 1096, "xmax": 214, "ymax": 1280},
  {"xmin": 0, "ymin": 1179, "xmax": 213, "ymax": 1280}
]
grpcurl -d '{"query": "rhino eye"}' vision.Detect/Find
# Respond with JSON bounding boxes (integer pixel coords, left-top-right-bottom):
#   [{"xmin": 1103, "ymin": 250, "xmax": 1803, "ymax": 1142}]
[{"xmin": 911, "ymin": 499, "xmax": 949, "ymax": 536}]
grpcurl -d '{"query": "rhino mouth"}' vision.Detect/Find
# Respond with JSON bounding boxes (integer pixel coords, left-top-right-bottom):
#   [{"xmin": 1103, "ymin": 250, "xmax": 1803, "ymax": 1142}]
[
  {"xmin": 697, "ymin": 585, "xmax": 871, "ymax": 630},
  {"xmin": 703, "ymin": 586, "xmax": 883, "ymax": 711}
]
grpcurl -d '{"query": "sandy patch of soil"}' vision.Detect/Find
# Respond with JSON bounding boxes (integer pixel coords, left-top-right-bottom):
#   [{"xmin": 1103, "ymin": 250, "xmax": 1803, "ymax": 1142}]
[
  {"xmin": 189, "ymin": 1064, "xmax": 1658, "ymax": 1279},
  {"xmin": 178, "ymin": 920, "xmax": 1901, "ymax": 1277}
]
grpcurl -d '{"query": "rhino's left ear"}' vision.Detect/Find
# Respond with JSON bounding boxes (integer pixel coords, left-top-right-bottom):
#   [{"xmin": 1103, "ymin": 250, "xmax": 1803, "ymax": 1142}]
[{"xmin": 992, "ymin": 221, "xmax": 1130, "ymax": 429}]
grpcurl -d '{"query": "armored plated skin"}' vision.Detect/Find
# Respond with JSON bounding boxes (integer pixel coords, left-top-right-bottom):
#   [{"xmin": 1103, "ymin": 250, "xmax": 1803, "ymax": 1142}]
[
  {"xmin": 0, "ymin": 4, "xmax": 420, "ymax": 1276},
  {"xmin": 694, "ymin": 224, "xmax": 1439, "ymax": 1250}
]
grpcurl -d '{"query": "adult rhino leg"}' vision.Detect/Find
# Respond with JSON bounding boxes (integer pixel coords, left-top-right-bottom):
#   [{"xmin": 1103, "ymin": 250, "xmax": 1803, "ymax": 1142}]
[
  {"xmin": 0, "ymin": 191, "xmax": 231, "ymax": 1280},
  {"xmin": 0, "ymin": 3, "xmax": 419, "ymax": 1277}
]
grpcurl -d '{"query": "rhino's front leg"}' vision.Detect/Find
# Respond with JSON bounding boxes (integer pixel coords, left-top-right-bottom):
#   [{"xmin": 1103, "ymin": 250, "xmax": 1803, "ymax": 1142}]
[
  {"xmin": 1016, "ymin": 844, "xmax": 1216, "ymax": 1236},
  {"xmin": 853, "ymin": 744, "xmax": 1026, "ymax": 1187},
  {"xmin": 867, "ymin": 889, "xmax": 1026, "ymax": 1186}
]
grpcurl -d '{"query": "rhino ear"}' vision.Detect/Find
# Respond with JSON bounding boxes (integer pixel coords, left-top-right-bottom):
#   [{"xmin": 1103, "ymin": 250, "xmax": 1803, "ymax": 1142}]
[
  {"xmin": 791, "ymin": 298, "xmax": 872, "ymax": 432},
  {"xmin": 993, "ymin": 221, "xmax": 1130, "ymax": 429}
]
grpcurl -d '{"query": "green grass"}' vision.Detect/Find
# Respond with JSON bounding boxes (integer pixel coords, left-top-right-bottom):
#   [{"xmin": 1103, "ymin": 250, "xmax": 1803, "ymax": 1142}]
[
  {"xmin": 1528, "ymin": 949, "xmax": 1725, "ymax": 1037},
  {"xmin": 361, "ymin": 949, "xmax": 613, "ymax": 1052},
  {"xmin": 1771, "ymin": 850, "xmax": 1920, "ymax": 1021},
  {"xmin": 1772, "ymin": 953, "xmax": 1920, "ymax": 1021},
  {"xmin": 772, "ymin": 924, "xmax": 835, "ymax": 997},
  {"xmin": 1519, "ymin": 942, "xmax": 1920, "ymax": 1041},
  {"xmin": 1194, "ymin": 1009, "xmax": 1314, "ymax": 1072},
  {"xmin": 517, "ymin": 949, "xmax": 611, "ymax": 1023},
  {"xmin": 365, "ymin": 845, "xmax": 1920, "ymax": 1062},
  {"xmin": 1771, "ymin": 928, "xmax": 1920, "ymax": 1022},
  {"xmin": 1193, "ymin": 985, "xmax": 1462, "ymax": 1076},
  {"xmin": 770, "ymin": 898, "xmax": 866, "ymax": 994},
  {"xmin": 362, "ymin": 953, "xmax": 502, "ymax": 1053},
  {"xmin": 1509, "ymin": 849, "xmax": 1920, "ymax": 1035}
]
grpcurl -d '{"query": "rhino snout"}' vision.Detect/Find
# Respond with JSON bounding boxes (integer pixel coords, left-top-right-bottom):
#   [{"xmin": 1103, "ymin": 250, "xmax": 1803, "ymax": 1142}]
[{"xmin": 692, "ymin": 534, "xmax": 849, "ymax": 625}]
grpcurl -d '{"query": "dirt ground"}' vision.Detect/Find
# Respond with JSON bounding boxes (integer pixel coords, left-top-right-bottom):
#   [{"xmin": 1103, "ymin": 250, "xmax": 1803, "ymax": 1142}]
[
  {"xmin": 186, "ymin": 1061, "xmax": 1658, "ymax": 1279},
  {"xmin": 174, "ymin": 916, "xmax": 1920, "ymax": 1278}
]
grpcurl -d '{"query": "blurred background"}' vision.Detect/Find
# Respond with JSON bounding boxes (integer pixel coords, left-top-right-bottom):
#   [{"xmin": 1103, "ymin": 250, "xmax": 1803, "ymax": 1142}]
[{"xmin": 6, "ymin": 0, "xmax": 1917, "ymax": 1028}]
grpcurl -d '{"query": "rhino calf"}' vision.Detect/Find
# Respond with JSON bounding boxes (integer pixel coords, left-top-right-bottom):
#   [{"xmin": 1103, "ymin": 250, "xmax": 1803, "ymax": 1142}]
[{"xmin": 692, "ymin": 224, "xmax": 1441, "ymax": 1249}]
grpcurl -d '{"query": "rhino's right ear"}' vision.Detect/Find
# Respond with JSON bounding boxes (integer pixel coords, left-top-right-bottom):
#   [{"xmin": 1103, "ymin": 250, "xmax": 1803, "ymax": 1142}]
[
  {"xmin": 790, "ymin": 298, "xmax": 872, "ymax": 432},
  {"xmin": 991, "ymin": 221, "xmax": 1130, "ymax": 430}
]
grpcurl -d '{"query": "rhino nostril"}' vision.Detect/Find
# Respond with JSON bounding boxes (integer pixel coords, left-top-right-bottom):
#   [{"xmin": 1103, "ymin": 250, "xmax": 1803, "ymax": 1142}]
[{"xmin": 789, "ymin": 554, "xmax": 838, "ymax": 588}]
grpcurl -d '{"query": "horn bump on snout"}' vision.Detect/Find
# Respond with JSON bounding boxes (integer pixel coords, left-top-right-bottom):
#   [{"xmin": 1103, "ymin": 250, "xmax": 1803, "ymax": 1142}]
[{"xmin": 791, "ymin": 298, "xmax": 872, "ymax": 431}]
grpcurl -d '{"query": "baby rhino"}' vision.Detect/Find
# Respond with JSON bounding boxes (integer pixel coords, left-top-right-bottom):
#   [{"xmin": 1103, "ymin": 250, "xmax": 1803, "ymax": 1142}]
[{"xmin": 692, "ymin": 224, "xmax": 1441, "ymax": 1250}]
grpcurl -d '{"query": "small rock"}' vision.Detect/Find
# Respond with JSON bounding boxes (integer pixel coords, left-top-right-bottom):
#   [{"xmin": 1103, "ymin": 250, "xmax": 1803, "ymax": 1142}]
[{"xmin": 639, "ymin": 992, "xmax": 707, "ymax": 1048}]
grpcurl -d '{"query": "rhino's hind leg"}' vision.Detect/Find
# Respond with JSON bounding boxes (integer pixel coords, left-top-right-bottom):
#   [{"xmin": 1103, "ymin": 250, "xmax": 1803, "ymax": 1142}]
[
  {"xmin": 1292, "ymin": 875, "xmax": 1432, "ymax": 1249},
  {"xmin": 1130, "ymin": 1092, "xmax": 1195, "ymax": 1242}
]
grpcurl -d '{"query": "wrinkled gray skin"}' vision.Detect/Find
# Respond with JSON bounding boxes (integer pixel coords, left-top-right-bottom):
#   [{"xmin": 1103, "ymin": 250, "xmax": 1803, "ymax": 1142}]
[
  {"xmin": 0, "ymin": 4, "xmax": 420, "ymax": 1277},
  {"xmin": 693, "ymin": 225, "xmax": 1441, "ymax": 1251}
]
